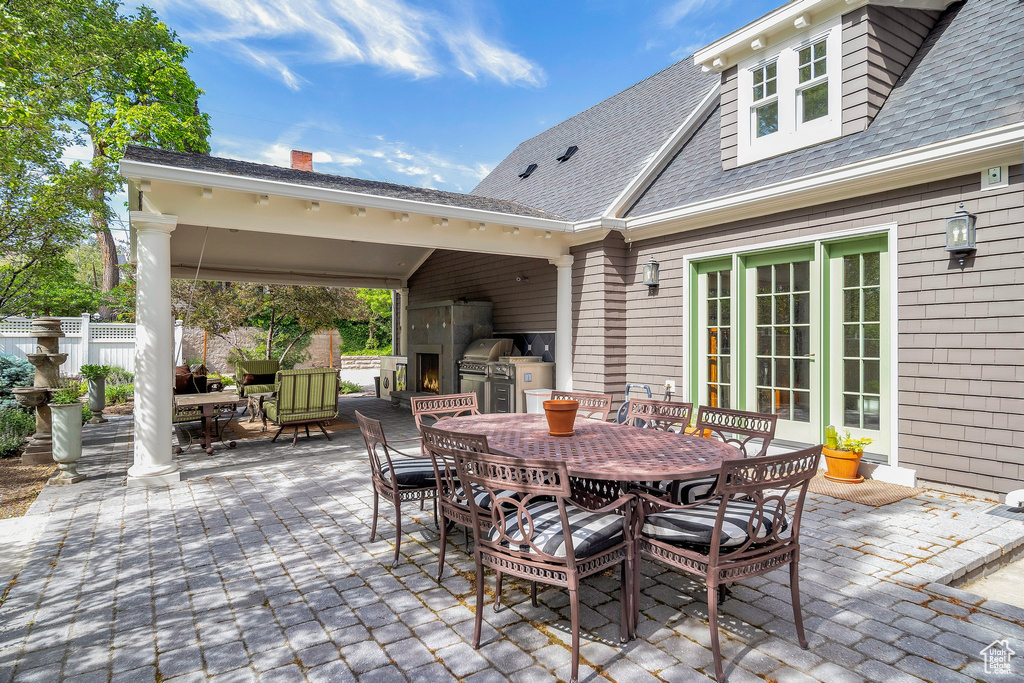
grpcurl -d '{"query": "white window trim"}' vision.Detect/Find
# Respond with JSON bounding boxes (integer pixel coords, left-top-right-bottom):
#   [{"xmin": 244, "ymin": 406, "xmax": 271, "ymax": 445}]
[{"xmin": 737, "ymin": 15, "xmax": 843, "ymax": 166}]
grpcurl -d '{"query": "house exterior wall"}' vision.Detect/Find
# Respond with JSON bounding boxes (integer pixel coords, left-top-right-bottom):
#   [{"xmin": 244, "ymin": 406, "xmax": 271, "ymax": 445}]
[
  {"xmin": 619, "ymin": 165, "xmax": 1023, "ymax": 495},
  {"xmin": 407, "ymin": 249, "xmax": 556, "ymax": 333},
  {"xmin": 720, "ymin": 67, "xmax": 739, "ymax": 171}
]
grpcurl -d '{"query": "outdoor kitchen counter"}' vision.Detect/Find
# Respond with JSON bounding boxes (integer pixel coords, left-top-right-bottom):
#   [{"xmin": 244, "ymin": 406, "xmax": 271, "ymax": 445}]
[{"xmin": 436, "ymin": 413, "xmax": 740, "ymax": 481}]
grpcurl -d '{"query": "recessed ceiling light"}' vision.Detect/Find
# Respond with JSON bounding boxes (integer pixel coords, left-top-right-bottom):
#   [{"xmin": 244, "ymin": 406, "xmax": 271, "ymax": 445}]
[{"xmin": 398, "ymin": 261, "xmax": 407, "ymax": 266}]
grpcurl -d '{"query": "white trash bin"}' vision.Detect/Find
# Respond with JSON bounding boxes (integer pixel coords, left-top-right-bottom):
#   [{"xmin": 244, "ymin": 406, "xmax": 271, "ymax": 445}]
[{"xmin": 525, "ymin": 389, "xmax": 553, "ymax": 414}]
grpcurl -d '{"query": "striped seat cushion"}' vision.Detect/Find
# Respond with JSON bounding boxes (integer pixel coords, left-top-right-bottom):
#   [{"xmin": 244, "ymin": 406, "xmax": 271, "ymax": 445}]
[
  {"xmin": 454, "ymin": 487, "xmax": 520, "ymax": 510},
  {"xmin": 380, "ymin": 460, "xmax": 436, "ymax": 488},
  {"xmin": 673, "ymin": 475, "xmax": 718, "ymax": 505},
  {"xmin": 642, "ymin": 498, "xmax": 789, "ymax": 548},
  {"xmin": 486, "ymin": 500, "xmax": 624, "ymax": 559}
]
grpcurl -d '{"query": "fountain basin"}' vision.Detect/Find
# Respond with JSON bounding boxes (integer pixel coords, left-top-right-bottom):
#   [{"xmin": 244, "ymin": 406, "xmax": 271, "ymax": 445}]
[{"xmin": 13, "ymin": 387, "xmax": 49, "ymax": 407}]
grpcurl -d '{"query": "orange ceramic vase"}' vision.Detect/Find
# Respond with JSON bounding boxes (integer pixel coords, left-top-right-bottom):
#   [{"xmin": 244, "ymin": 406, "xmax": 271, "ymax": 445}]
[
  {"xmin": 543, "ymin": 400, "xmax": 579, "ymax": 437},
  {"xmin": 822, "ymin": 446, "xmax": 864, "ymax": 484}
]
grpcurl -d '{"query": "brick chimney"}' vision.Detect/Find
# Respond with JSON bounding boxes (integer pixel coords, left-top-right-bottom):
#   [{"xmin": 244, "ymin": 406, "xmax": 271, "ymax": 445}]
[{"xmin": 290, "ymin": 149, "xmax": 313, "ymax": 172}]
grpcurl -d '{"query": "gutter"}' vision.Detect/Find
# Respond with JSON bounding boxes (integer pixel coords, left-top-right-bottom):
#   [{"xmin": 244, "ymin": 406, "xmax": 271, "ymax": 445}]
[{"xmin": 119, "ymin": 158, "xmax": 576, "ymax": 234}]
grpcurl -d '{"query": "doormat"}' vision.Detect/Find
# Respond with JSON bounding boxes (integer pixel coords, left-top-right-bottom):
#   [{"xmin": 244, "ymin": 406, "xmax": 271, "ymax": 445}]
[
  {"xmin": 986, "ymin": 505, "xmax": 1024, "ymax": 522},
  {"xmin": 808, "ymin": 474, "xmax": 923, "ymax": 507}
]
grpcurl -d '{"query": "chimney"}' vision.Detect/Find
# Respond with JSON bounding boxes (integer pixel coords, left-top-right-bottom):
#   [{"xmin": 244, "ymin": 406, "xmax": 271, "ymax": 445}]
[{"xmin": 290, "ymin": 149, "xmax": 313, "ymax": 172}]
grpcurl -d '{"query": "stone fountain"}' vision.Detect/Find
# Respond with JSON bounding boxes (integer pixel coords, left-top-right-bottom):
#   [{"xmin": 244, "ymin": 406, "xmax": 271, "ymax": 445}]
[{"xmin": 12, "ymin": 318, "xmax": 68, "ymax": 466}]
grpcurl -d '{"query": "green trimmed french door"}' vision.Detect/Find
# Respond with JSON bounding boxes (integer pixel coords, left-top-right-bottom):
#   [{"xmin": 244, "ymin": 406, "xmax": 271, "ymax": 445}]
[
  {"xmin": 745, "ymin": 248, "xmax": 821, "ymax": 443},
  {"xmin": 690, "ymin": 235, "xmax": 890, "ymax": 456}
]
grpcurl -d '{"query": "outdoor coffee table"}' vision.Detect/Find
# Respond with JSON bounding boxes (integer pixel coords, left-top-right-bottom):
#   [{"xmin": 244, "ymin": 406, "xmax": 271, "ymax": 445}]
[
  {"xmin": 435, "ymin": 413, "xmax": 740, "ymax": 484},
  {"xmin": 173, "ymin": 391, "xmax": 246, "ymax": 455}
]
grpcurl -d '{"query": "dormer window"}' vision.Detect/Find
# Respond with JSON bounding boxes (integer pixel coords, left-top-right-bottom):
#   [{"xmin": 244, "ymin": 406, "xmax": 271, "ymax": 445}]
[
  {"xmin": 797, "ymin": 38, "xmax": 828, "ymax": 123},
  {"xmin": 518, "ymin": 163, "xmax": 538, "ymax": 179},
  {"xmin": 556, "ymin": 146, "xmax": 578, "ymax": 162},
  {"xmin": 751, "ymin": 61, "xmax": 778, "ymax": 138},
  {"xmin": 736, "ymin": 16, "xmax": 841, "ymax": 166}
]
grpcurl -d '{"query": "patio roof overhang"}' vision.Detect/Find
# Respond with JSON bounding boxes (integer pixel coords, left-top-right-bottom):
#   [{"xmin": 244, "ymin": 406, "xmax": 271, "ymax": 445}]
[{"xmin": 119, "ymin": 157, "xmax": 577, "ymax": 289}]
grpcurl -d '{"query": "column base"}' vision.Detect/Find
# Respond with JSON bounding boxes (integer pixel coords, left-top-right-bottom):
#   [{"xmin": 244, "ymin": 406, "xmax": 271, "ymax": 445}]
[{"xmin": 127, "ymin": 470, "xmax": 181, "ymax": 488}]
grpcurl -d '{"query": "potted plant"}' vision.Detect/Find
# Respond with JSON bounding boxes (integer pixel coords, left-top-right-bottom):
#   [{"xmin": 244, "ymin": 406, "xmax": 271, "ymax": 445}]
[
  {"xmin": 822, "ymin": 426, "xmax": 872, "ymax": 484},
  {"xmin": 48, "ymin": 379, "xmax": 86, "ymax": 485},
  {"xmin": 80, "ymin": 364, "xmax": 111, "ymax": 424},
  {"xmin": 543, "ymin": 399, "xmax": 579, "ymax": 437}
]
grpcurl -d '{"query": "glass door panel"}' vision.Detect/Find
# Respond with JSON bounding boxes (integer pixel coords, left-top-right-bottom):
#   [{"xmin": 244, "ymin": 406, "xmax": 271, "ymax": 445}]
[
  {"xmin": 696, "ymin": 267, "xmax": 734, "ymax": 409},
  {"xmin": 746, "ymin": 254, "xmax": 819, "ymax": 443}
]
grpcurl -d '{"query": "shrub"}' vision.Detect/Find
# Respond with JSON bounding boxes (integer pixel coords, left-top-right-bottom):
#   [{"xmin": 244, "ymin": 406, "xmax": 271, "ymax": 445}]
[
  {"xmin": 339, "ymin": 379, "xmax": 364, "ymax": 395},
  {"xmin": 0, "ymin": 406, "xmax": 35, "ymax": 458},
  {"xmin": 105, "ymin": 383, "xmax": 133, "ymax": 405},
  {"xmin": 340, "ymin": 347, "xmax": 393, "ymax": 356},
  {"xmin": 0, "ymin": 354, "xmax": 34, "ymax": 405},
  {"xmin": 336, "ymin": 320, "xmax": 370, "ymax": 354},
  {"xmin": 81, "ymin": 404, "xmax": 92, "ymax": 424},
  {"xmin": 106, "ymin": 366, "xmax": 134, "ymax": 386},
  {"xmin": 49, "ymin": 379, "xmax": 82, "ymax": 405}
]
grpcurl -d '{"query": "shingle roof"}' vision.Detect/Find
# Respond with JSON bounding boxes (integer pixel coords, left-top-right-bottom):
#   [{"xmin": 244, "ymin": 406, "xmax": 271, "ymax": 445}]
[
  {"xmin": 470, "ymin": 61, "xmax": 719, "ymax": 221},
  {"xmin": 626, "ymin": 0, "xmax": 1024, "ymax": 217},
  {"xmin": 121, "ymin": 146, "xmax": 563, "ymax": 221}
]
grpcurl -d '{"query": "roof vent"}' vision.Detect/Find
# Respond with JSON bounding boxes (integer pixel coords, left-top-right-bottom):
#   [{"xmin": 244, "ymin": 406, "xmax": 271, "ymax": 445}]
[
  {"xmin": 556, "ymin": 146, "xmax": 578, "ymax": 162},
  {"xmin": 518, "ymin": 163, "xmax": 538, "ymax": 179}
]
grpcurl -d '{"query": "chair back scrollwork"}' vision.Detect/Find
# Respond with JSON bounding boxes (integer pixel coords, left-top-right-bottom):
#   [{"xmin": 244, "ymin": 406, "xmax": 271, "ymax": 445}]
[
  {"xmin": 411, "ymin": 393, "xmax": 480, "ymax": 431},
  {"xmin": 550, "ymin": 391, "xmax": 613, "ymax": 422},
  {"xmin": 695, "ymin": 406, "xmax": 778, "ymax": 458},
  {"xmin": 626, "ymin": 398, "xmax": 694, "ymax": 432},
  {"xmin": 420, "ymin": 425, "xmax": 489, "ymax": 510}
]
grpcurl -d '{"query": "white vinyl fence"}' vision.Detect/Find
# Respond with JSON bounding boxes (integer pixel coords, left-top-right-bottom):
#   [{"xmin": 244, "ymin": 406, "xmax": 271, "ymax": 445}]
[{"xmin": 0, "ymin": 314, "xmax": 183, "ymax": 375}]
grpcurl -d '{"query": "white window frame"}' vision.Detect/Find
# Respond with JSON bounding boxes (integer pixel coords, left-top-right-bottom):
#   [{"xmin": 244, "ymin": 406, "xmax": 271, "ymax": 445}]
[
  {"xmin": 751, "ymin": 60, "xmax": 779, "ymax": 139},
  {"xmin": 736, "ymin": 15, "xmax": 842, "ymax": 166}
]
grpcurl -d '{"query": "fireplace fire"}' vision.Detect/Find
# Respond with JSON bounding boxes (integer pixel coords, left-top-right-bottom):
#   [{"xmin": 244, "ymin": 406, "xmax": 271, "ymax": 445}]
[{"xmin": 417, "ymin": 353, "xmax": 440, "ymax": 394}]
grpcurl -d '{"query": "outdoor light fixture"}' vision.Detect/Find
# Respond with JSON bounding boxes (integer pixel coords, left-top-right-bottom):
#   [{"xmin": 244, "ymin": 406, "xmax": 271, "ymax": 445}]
[
  {"xmin": 642, "ymin": 258, "xmax": 660, "ymax": 288},
  {"xmin": 945, "ymin": 202, "xmax": 977, "ymax": 267}
]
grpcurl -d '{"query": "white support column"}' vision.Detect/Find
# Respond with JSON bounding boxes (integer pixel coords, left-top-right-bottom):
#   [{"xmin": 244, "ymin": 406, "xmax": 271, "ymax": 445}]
[
  {"xmin": 128, "ymin": 213, "xmax": 180, "ymax": 487},
  {"xmin": 399, "ymin": 286, "xmax": 409, "ymax": 358},
  {"xmin": 550, "ymin": 255, "xmax": 574, "ymax": 391},
  {"xmin": 80, "ymin": 312, "xmax": 91, "ymax": 366}
]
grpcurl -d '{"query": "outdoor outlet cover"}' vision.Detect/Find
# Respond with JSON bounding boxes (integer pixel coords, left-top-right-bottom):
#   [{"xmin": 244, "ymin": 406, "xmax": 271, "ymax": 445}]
[{"xmin": 988, "ymin": 167, "xmax": 1002, "ymax": 184}]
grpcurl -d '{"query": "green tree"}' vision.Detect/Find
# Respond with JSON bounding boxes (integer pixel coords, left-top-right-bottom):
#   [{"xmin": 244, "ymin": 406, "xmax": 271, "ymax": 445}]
[
  {"xmin": 355, "ymin": 289, "xmax": 393, "ymax": 349},
  {"xmin": 1, "ymin": 0, "xmax": 211, "ymax": 309}
]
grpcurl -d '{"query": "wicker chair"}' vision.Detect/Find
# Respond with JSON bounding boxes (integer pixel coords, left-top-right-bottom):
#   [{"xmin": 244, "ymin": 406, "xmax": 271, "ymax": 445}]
[
  {"xmin": 550, "ymin": 390, "xmax": 613, "ymax": 421},
  {"xmin": 355, "ymin": 411, "xmax": 437, "ymax": 565},
  {"xmin": 454, "ymin": 449, "xmax": 633, "ymax": 683},
  {"xmin": 674, "ymin": 406, "xmax": 778, "ymax": 505},
  {"xmin": 624, "ymin": 398, "xmax": 694, "ymax": 432},
  {"xmin": 420, "ymin": 425, "xmax": 492, "ymax": 581},
  {"xmin": 633, "ymin": 446, "xmax": 822, "ymax": 682}
]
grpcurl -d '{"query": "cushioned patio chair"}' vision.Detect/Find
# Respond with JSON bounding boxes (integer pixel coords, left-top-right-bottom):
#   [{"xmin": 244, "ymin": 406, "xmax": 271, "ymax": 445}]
[
  {"xmin": 550, "ymin": 390, "xmax": 613, "ymax": 422},
  {"xmin": 624, "ymin": 398, "xmax": 694, "ymax": 432},
  {"xmin": 411, "ymin": 393, "xmax": 479, "ymax": 432},
  {"xmin": 632, "ymin": 446, "xmax": 821, "ymax": 682},
  {"xmin": 674, "ymin": 405, "xmax": 778, "ymax": 505},
  {"xmin": 234, "ymin": 359, "xmax": 280, "ymax": 398},
  {"xmin": 261, "ymin": 368, "xmax": 338, "ymax": 445},
  {"xmin": 420, "ymin": 425, "xmax": 493, "ymax": 581},
  {"xmin": 454, "ymin": 448, "xmax": 633, "ymax": 683},
  {"xmin": 356, "ymin": 410, "xmax": 438, "ymax": 565}
]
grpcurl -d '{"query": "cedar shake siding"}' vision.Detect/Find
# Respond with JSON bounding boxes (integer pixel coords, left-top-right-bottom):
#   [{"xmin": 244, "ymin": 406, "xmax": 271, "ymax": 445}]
[
  {"xmin": 720, "ymin": 67, "xmax": 738, "ymax": 171},
  {"xmin": 570, "ymin": 232, "xmax": 629, "ymax": 400},
  {"xmin": 842, "ymin": 6, "xmax": 942, "ymax": 135},
  {"xmin": 407, "ymin": 250, "xmax": 556, "ymax": 333},
  {"xmin": 619, "ymin": 165, "xmax": 1023, "ymax": 495}
]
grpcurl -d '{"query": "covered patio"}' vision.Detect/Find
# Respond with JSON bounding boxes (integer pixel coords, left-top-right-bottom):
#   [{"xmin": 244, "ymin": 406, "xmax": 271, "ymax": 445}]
[
  {"xmin": 1, "ymin": 399, "xmax": 1023, "ymax": 681},
  {"xmin": 119, "ymin": 147, "xmax": 583, "ymax": 487}
]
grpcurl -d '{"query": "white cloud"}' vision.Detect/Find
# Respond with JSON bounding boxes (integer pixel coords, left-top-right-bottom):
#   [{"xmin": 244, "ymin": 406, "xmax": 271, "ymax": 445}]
[
  {"xmin": 661, "ymin": 0, "xmax": 727, "ymax": 27},
  {"xmin": 153, "ymin": 0, "xmax": 543, "ymax": 89}
]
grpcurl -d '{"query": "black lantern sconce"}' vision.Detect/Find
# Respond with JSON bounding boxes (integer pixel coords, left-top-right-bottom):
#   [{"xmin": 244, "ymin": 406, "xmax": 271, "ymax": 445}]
[
  {"xmin": 945, "ymin": 202, "xmax": 976, "ymax": 267},
  {"xmin": 642, "ymin": 257, "xmax": 660, "ymax": 288}
]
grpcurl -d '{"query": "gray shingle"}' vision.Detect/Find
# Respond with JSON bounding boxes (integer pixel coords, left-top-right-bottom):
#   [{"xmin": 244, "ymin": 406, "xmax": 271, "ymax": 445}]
[{"xmin": 121, "ymin": 146, "xmax": 562, "ymax": 220}]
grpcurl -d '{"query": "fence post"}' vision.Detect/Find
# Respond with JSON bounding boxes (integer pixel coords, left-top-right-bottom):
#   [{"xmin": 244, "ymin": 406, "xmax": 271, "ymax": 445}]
[
  {"xmin": 80, "ymin": 312, "xmax": 92, "ymax": 367},
  {"xmin": 173, "ymin": 321, "xmax": 183, "ymax": 366}
]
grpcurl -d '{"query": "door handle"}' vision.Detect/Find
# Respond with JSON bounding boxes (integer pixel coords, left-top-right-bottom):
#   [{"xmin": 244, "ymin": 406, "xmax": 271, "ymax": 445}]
[{"xmin": 803, "ymin": 354, "xmax": 816, "ymax": 358}]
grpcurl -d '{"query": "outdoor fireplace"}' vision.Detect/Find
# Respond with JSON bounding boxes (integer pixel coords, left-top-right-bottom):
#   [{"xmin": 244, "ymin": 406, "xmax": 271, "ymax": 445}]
[{"xmin": 417, "ymin": 353, "xmax": 440, "ymax": 394}]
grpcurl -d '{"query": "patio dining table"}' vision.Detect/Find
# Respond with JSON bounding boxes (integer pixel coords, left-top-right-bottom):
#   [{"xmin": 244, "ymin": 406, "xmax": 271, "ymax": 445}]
[{"xmin": 435, "ymin": 413, "xmax": 740, "ymax": 483}]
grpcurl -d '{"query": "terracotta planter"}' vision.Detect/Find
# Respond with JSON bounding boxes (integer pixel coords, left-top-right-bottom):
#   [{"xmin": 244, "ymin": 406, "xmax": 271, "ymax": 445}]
[
  {"xmin": 822, "ymin": 446, "xmax": 864, "ymax": 484},
  {"xmin": 543, "ymin": 400, "xmax": 579, "ymax": 437}
]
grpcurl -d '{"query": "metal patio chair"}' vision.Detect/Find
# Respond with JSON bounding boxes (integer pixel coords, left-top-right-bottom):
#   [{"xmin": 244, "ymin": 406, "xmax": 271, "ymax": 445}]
[
  {"xmin": 550, "ymin": 390, "xmax": 613, "ymax": 421},
  {"xmin": 673, "ymin": 405, "xmax": 778, "ymax": 505},
  {"xmin": 411, "ymin": 392, "xmax": 479, "ymax": 432},
  {"xmin": 355, "ymin": 410, "xmax": 437, "ymax": 565},
  {"xmin": 632, "ymin": 446, "xmax": 822, "ymax": 682},
  {"xmin": 419, "ymin": 425, "xmax": 492, "ymax": 581},
  {"xmin": 454, "ymin": 448, "xmax": 634, "ymax": 683},
  {"xmin": 624, "ymin": 398, "xmax": 694, "ymax": 432}
]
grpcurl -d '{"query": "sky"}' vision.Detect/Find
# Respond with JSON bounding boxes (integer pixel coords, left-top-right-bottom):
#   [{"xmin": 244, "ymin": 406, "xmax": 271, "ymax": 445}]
[{"xmin": 75, "ymin": 0, "xmax": 783, "ymax": 232}]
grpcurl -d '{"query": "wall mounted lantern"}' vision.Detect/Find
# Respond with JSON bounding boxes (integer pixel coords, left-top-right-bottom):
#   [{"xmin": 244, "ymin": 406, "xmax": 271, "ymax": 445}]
[
  {"xmin": 642, "ymin": 258, "xmax": 660, "ymax": 288},
  {"xmin": 945, "ymin": 202, "xmax": 976, "ymax": 267}
]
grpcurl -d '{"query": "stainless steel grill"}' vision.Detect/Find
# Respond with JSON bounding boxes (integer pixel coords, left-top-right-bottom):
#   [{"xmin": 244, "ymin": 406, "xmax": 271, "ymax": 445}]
[{"xmin": 458, "ymin": 338, "xmax": 513, "ymax": 413}]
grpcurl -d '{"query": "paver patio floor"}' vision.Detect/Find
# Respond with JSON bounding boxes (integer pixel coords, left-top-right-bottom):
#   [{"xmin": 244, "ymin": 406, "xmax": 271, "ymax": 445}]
[{"xmin": 1, "ymin": 397, "xmax": 1022, "ymax": 682}]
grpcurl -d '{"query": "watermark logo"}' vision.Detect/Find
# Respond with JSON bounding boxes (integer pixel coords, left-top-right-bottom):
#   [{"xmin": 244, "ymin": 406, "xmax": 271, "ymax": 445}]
[{"xmin": 981, "ymin": 639, "xmax": 1016, "ymax": 675}]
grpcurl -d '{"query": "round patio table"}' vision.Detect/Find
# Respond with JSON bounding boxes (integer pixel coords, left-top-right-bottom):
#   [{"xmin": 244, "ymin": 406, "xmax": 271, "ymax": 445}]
[{"xmin": 436, "ymin": 413, "xmax": 740, "ymax": 481}]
